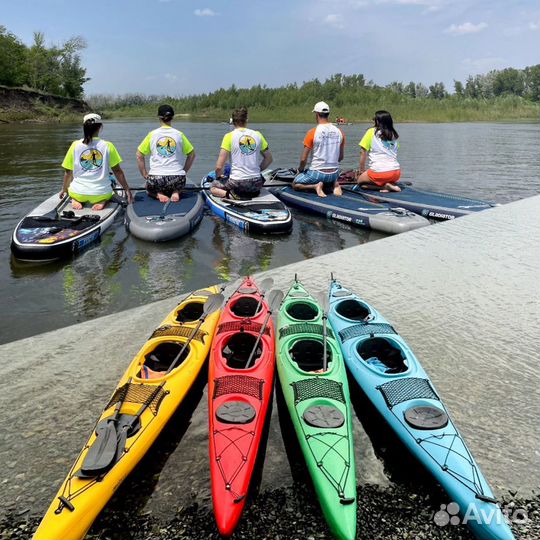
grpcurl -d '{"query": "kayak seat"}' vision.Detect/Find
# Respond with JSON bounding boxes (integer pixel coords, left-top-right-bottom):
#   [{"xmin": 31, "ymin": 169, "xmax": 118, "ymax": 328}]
[
  {"xmin": 335, "ymin": 300, "xmax": 370, "ymax": 321},
  {"xmin": 357, "ymin": 338, "xmax": 407, "ymax": 374},
  {"xmin": 230, "ymin": 297, "xmax": 262, "ymax": 318},
  {"xmin": 176, "ymin": 302, "xmax": 204, "ymax": 323},
  {"xmin": 289, "ymin": 339, "xmax": 332, "ymax": 372},
  {"xmin": 141, "ymin": 342, "xmax": 190, "ymax": 375},
  {"xmin": 222, "ymin": 333, "xmax": 262, "ymax": 369},
  {"xmin": 286, "ymin": 302, "xmax": 319, "ymax": 321}
]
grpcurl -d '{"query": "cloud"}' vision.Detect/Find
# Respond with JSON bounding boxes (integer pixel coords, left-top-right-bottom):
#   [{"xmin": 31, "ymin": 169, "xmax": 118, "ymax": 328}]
[
  {"xmin": 445, "ymin": 22, "xmax": 488, "ymax": 35},
  {"xmin": 529, "ymin": 21, "xmax": 538, "ymax": 30},
  {"xmin": 324, "ymin": 13, "xmax": 345, "ymax": 29},
  {"xmin": 461, "ymin": 57, "xmax": 505, "ymax": 72},
  {"xmin": 164, "ymin": 73, "xmax": 178, "ymax": 81},
  {"xmin": 194, "ymin": 8, "xmax": 217, "ymax": 16}
]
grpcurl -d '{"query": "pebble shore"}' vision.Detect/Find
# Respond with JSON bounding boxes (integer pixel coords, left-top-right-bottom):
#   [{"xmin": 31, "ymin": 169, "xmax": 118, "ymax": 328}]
[{"xmin": 1, "ymin": 483, "xmax": 537, "ymax": 540}]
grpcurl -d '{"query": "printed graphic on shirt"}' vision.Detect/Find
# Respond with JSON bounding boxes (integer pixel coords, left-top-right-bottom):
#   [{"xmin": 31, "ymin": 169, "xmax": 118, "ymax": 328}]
[
  {"xmin": 157, "ymin": 136, "xmax": 177, "ymax": 157},
  {"xmin": 80, "ymin": 149, "xmax": 103, "ymax": 171},
  {"xmin": 239, "ymin": 135, "xmax": 257, "ymax": 155}
]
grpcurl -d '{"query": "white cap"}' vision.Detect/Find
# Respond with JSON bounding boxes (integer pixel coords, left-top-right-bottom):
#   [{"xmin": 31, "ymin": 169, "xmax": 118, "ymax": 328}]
[
  {"xmin": 83, "ymin": 113, "xmax": 102, "ymax": 124},
  {"xmin": 312, "ymin": 101, "xmax": 330, "ymax": 113}
]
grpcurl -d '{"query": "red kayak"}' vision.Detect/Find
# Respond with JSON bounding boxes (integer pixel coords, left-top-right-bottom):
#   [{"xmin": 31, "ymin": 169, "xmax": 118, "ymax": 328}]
[{"xmin": 208, "ymin": 277, "xmax": 276, "ymax": 536}]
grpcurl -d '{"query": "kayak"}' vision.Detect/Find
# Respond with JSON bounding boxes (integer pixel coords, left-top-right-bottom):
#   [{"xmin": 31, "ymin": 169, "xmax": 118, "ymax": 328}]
[
  {"xmin": 263, "ymin": 169, "xmax": 429, "ymax": 234},
  {"xmin": 33, "ymin": 287, "xmax": 222, "ymax": 540},
  {"xmin": 276, "ymin": 279, "xmax": 357, "ymax": 540},
  {"xmin": 201, "ymin": 173, "xmax": 292, "ymax": 234},
  {"xmin": 11, "ymin": 191, "xmax": 124, "ymax": 261},
  {"xmin": 327, "ymin": 278, "xmax": 515, "ymax": 540},
  {"xmin": 209, "ymin": 277, "xmax": 276, "ymax": 536},
  {"xmin": 125, "ymin": 188, "xmax": 204, "ymax": 242},
  {"xmin": 337, "ymin": 172, "xmax": 499, "ymax": 220}
]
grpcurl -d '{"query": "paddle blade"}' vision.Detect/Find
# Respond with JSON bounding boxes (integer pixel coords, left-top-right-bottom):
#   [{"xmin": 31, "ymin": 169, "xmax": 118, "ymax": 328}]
[
  {"xmin": 258, "ymin": 277, "xmax": 274, "ymax": 294},
  {"xmin": 203, "ymin": 293, "xmax": 224, "ymax": 316},
  {"xmin": 316, "ymin": 289, "xmax": 330, "ymax": 316},
  {"xmin": 267, "ymin": 289, "xmax": 284, "ymax": 311},
  {"xmin": 80, "ymin": 419, "xmax": 118, "ymax": 475}
]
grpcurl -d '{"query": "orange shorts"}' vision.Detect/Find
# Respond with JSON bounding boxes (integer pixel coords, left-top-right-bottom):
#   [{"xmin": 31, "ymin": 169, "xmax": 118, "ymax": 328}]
[{"xmin": 367, "ymin": 169, "xmax": 401, "ymax": 186}]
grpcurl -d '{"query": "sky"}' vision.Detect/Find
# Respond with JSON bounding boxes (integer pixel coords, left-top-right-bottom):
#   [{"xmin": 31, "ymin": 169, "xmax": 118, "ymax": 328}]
[{"xmin": 2, "ymin": 0, "xmax": 539, "ymax": 96}]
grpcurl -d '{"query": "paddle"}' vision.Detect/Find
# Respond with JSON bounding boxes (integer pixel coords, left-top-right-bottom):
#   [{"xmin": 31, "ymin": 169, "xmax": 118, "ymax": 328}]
[
  {"xmin": 159, "ymin": 200, "xmax": 171, "ymax": 220},
  {"xmin": 166, "ymin": 292, "xmax": 224, "ymax": 374},
  {"xmin": 245, "ymin": 289, "xmax": 284, "ymax": 368},
  {"xmin": 253, "ymin": 277, "xmax": 274, "ymax": 313},
  {"xmin": 80, "ymin": 376, "xmax": 133, "ymax": 476},
  {"xmin": 80, "ymin": 292, "xmax": 223, "ymax": 476},
  {"xmin": 316, "ymin": 289, "xmax": 330, "ymax": 372}
]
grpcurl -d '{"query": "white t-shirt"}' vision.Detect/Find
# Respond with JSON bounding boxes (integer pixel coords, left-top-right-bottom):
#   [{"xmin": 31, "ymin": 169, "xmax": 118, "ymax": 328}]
[
  {"xmin": 359, "ymin": 128, "xmax": 400, "ymax": 172},
  {"xmin": 137, "ymin": 126, "xmax": 194, "ymax": 176},
  {"xmin": 61, "ymin": 138, "xmax": 122, "ymax": 196},
  {"xmin": 221, "ymin": 128, "xmax": 269, "ymax": 181},
  {"xmin": 304, "ymin": 123, "xmax": 344, "ymax": 171}
]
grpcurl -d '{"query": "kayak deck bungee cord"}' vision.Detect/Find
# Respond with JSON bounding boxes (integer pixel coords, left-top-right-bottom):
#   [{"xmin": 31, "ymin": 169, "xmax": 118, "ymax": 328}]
[
  {"xmin": 276, "ymin": 277, "xmax": 357, "ymax": 540},
  {"xmin": 208, "ymin": 277, "xmax": 280, "ymax": 536},
  {"xmin": 33, "ymin": 287, "xmax": 223, "ymax": 540},
  {"xmin": 327, "ymin": 276, "xmax": 515, "ymax": 540}
]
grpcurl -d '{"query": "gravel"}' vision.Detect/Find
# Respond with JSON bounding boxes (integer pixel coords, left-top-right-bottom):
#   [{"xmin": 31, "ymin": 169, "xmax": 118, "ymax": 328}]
[{"xmin": 1, "ymin": 483, "xmax": 537, "ymax": 540}]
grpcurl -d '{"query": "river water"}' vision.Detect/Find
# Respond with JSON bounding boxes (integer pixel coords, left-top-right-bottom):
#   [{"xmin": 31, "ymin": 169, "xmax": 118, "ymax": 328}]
[{"xmin": 0, "ymin": 121, "xmax": 539, "ymax": 344}]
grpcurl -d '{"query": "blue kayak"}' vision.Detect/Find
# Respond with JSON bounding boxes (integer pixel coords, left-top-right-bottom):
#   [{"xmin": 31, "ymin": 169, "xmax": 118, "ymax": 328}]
[
  {"xmin": 327, "ymin": 278, "xmax": 514, "ymax": 540},
  {"xmin": 343, "ymin": 183, "xmax": 499, "ymax": 220}
]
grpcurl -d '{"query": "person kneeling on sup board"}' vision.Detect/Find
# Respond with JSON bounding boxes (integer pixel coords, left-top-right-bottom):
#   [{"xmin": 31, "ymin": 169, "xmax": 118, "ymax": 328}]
[
  {"xmin": 212, "ymin": 107, "xmax": 273, "ymax": 199},
  {"xmin": 293, "ymin": 101, "xmax": 345, "ymax": 198},
  {"xmin": 356, "ymin": 110, "xmax": 401, "ymax": 192},
  {"xmin": 136, "ymin": 104, "xmax": 196, "ymax": 202},
  {"xmin": 60, "ymin": 113, "xmax": 133, "ymax": 210}
]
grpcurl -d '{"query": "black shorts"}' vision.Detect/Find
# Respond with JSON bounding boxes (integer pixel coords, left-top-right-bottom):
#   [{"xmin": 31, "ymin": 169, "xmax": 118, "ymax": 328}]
[
  {"xmin": 146, "ymin": 174, "xmax": 186, "ymax": 197},
  {"xmin": 211, "ymin": 176, "xmax": 264, "ymax": 197}
]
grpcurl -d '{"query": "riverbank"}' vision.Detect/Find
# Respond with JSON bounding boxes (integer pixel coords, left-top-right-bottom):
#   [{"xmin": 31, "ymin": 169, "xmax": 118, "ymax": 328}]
[
  {"xmin": 0, "ymin": 85, "xmax": 89, "ymax": 123},
  {"xmin": 100, "ymin": 98, "xmax": 540, "ymax": 123}
]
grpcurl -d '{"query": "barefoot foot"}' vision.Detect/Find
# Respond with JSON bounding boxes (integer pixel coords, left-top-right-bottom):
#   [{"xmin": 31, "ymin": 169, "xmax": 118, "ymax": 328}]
[
  {"xmin": 170, "ymin": 191, "xmax": 180, "ymax": 202},
  {"xmin": 385, "ymin": 183, "xmax": 401, "ymax": 192},
  {"xmin": 71, "ymin": 200, "xmax": 83, "ymax": 210},
  {"xmin": 92, "ymin": 202, "xmax": 107, "ymax": 211},
  {"xmin": 157, "ymin": 193, "xmax": 170, "ymax": 203},
  {"xmin": 333, "ymin": 185, "xmax": 343, "ymax": 196},
  {"xmin": 315, "ymin": 182, "xmax": 327, "ymax": 198}
]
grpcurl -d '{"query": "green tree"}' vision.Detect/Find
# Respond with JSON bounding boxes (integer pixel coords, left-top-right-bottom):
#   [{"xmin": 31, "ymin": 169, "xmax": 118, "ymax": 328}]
[
  {"xmin": 454, "ymin": 80, "xmax": 464, "ymax": 96},
  {"xmin": 0, "ymin": 26, "xmax": 28, "ymax": 86}
]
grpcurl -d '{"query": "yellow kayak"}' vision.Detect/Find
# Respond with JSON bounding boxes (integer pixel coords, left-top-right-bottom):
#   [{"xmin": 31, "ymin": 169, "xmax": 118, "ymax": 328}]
[{"xmin": 34, "ymin": 286, "xmax": 222, "ymax": 540}]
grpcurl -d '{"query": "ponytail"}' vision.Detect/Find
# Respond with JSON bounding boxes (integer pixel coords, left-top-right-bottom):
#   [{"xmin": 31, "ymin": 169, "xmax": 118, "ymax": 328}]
[{"xmin": 82, "ymin": 120, "xmax": 102, "ymax": 145}]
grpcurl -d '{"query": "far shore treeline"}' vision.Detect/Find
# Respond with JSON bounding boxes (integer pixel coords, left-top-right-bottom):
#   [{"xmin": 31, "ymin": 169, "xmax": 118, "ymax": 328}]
[
  {"xmin": 91, "ymin": 66, "xmax": 540, "ymax": 122},
  {"xmin": 1, "ymin": 25, "xmax": 539, "ymax": 122}
]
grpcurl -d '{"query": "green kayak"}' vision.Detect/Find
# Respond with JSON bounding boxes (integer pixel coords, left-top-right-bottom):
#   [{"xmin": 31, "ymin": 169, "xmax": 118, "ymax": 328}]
[{"xmin": 276, "ymin": 279, "xmax": 357, "ymax": 540}]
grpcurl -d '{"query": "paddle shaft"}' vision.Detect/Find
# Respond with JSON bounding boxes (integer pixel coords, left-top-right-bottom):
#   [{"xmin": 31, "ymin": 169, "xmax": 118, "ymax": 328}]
[
  {"xmin": 322, "ymin": 314, "xmax": 328, "ymax": 372},
  {"xmin": 167, "ymin": 316, "xmax": 206, "ymax": 374},
  {"xmin": 245, "ymin": 309, "xmax": 273, "ymax": 369}
]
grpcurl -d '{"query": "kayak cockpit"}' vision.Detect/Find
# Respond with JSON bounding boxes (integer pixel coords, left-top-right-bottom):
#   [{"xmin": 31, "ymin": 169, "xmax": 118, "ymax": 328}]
[
  {"xmin": 230, "ymin": 296, "xmax": 263, "ymax": 318},
  {"xmin": 357, "ymin": 337, "xmax": 408, "ymax": 374},
  {"xmin": 222, "ymin": 332, "xmax": 262, "ymax": 369},
  {"xmin": 335, "ymin": 299, "xmax": 371, "ymax": 321},
  {"xmin": 138, "ymin": 341, "xmax": 191, "ymax": 379},
  {"xmin": 176, "ymin": 301, "xmax": 204, "ymax": 323},
  {"xmin": 289, "ymin": 339, "xmax": 332, "ymax": 373},
  {"xmin": 285, "ymin": 302, "xmax": 319, "ymax": 321}
]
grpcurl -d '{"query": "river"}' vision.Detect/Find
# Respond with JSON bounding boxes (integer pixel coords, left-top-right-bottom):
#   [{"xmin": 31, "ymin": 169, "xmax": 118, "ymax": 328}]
[{"xmin": 0, "ymin": 121, "xmax": 538, "ymax": 344}]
